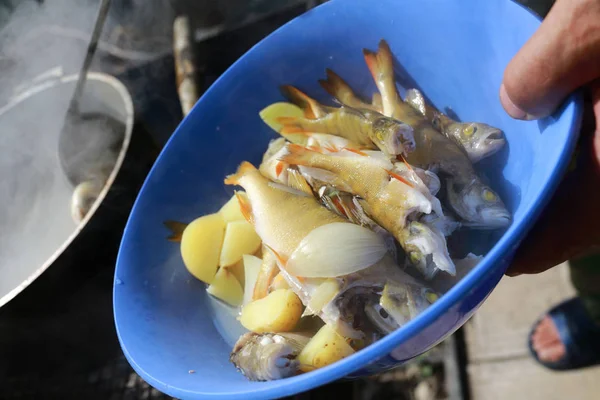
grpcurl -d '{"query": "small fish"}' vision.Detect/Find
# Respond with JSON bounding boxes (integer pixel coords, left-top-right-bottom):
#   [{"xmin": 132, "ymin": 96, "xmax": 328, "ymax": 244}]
[
  {"xmin": 318, "ymin": 68, "xmax": 380, "ymax": 111},
  {"xmin": 326, "ymin": 255, "xmax": 438, "ymax": 339},
  {"xmin": 276, "ymin": 99, "xmax": 415, "ymax": 157},
  {"xmin": 362, "ymin": 39, "xmax": 511, "ymax": 229},
  {"xmin": 405, "ymin": 88, "xmax": 505, "ymax": 163},
  {"xmin": 280, "ymin": 144, "xmax": 455, "ymax": 278},
  {"xmin": 374, "ymin": 280, "xmax": 439, "ymax": 332},
  {"xmin": 230, "ymin": 332, "xmax": 311, "ymax": 381}
]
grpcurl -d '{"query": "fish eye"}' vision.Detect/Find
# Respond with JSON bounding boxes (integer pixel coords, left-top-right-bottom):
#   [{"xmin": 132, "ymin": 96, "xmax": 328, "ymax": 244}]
[
  {"xmin": 463, "ymin": 125, "xmax": 477, "ymax": 137},
  {"xmin": 482, "ymin": 189, "xmax": 497, "ymax": 202}
]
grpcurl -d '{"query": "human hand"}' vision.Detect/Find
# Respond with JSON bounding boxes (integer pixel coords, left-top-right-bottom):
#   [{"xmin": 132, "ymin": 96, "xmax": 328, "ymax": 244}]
[{"xmin": 500, "ymin": 0, "xmax": 600, "ymax": 276}]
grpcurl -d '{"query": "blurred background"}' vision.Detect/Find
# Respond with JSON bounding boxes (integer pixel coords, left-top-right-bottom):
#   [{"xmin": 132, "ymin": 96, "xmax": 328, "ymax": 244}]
[{"xmin": 1, "ymin": 0, "xmax": 597, "ymax": 399}]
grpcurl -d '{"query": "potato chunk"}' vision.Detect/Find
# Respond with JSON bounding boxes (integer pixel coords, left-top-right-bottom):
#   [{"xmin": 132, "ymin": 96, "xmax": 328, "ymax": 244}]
[
  {"xmin": 180, "ymin": 213, "xmax": 225, "ymax": 284},
  {"xmin": 219, "ymin": 221, "xmax": 261, "ymax": 267},
  {"xmin": 240, "ymin": 289, "xmax": 303, "ymax": 333},
  {"xmin": 206, "ymin": 267, "xmax": 243, "ymax": 307},
  {"xmin": 219, "ymin": 192, "xmax": 248, "ymax": 223},
  {"xmin": 297, "ymin": 324, "xmax": 355, "ymax": 372},
  {"xmin": 242, "ymin": 255, "xmax": 262, "ymax": 305}
]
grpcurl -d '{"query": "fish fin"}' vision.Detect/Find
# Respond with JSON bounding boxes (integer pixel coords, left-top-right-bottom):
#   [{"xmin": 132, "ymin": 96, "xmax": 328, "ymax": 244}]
[
  {"xmin": 276, "ymin": 116, "xmax": 310, "ymax": 135},
  {"xmin": 224, "ymin": 161, "xmax": 256, "ymax": 186},
  {"xmin": 372, "ymin": 93, "xmax": 383, "ymax": 111},
  {"xmin": 163, "ymin": 220, "xmax": 188, "ymax": 242},
  {"xmin": 385, "ymin": 169, "xmax": 414, "ymax": 188},
  {"xmin": 280, "ymin": 85, "xmax": 324, "ymax": 119},
  {"xmin": 235, "ymin": 191, "xmax": 253, "ymax": 224},
  {"xmin": 276, "ymin": 116, "xmax": 301, "ymax": 125},
  {"xmin": 299, "ymin": 166, "xmax": 355, "ymax": 193},
  {"xmin": 275, "ymin": 161, "xmax": 285, "ymax": 177},
  {"xmin": 405, "ymin": 88, "xmax": 427, "ymax": 116},
  {"xmin": 343, "ymin": 147, "xmax": 368, "ymax": 157},
  {"xmin": 324, "ymin": 144, "xmax": 339, "ymax": 153},
  {"xmin": 287, "ymin": 168, "xmax": 314, "ymax": 196},
  {"xmin": 278, "ymin": 143, "xmax": 315, "ymax": 166},
  {"xmin": 398, "ymin": 154, "xmax": 414, "ymax": 172},
  {"xmin": 263, "ymin": 243, "xmax": 289, "ymax": 266}
]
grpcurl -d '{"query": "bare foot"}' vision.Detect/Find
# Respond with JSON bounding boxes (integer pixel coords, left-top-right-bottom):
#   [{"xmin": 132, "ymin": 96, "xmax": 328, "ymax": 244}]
[{"xmin": 531, "ymin": 316, "xmax": 566, "ymax": 363}]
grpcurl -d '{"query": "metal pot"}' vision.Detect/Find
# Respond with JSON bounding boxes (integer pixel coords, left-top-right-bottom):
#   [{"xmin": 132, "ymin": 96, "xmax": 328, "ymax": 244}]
[{"xmin": 0, "ymin": 70, "xmax": 157, "ymax": 377}]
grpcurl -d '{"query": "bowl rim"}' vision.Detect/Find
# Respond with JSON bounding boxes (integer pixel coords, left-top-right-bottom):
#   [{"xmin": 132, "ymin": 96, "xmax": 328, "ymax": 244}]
[{"xmin": 114, "ymin": 0, "xmax": 584, "ymax": 398}]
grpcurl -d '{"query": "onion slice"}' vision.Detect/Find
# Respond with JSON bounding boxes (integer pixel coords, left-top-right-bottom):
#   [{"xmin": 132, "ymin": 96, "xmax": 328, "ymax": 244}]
[{"xmin": 286, "ymin": 222, "xmax": 388, "ymax": 278}]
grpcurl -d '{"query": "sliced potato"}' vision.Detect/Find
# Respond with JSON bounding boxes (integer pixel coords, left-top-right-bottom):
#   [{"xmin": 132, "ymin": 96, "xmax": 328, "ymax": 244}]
[
  {"xmin": 206, "ymin": 267, "xmax": 243, "ymax": 307},
  {"xmin": 226, "ymin": 259, "xmax": 245, "ymax": 287},
  {"xmin": 180, "ymin": 213, "xmax": 225, "ymax": 284},
  {"xmin": 297, "ymin": 324, "xmax": 355, "ymax": 372},
  {"xmin": 240, "ymin": 289, "xmax": 303, "ymax": 333},
  {"xmin": 259, "ymin": 102, "xmax": 308, "ymax": 144},
  {"xmin": 219, "ymin": 221, "xmax": 261, "ymax": 267},
  {"xmin": 219, "ymin": 192, "xmax": 248, "ymax": 223},
  {"xmin": 242, "ymin": 255, "xmax": 262, "ymax": 305}
]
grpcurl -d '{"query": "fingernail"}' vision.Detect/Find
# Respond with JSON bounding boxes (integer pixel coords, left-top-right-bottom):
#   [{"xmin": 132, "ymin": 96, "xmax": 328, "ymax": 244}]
[{"xmin": 500, "ymin": 83, "xmax": 534, "ymax": 120}]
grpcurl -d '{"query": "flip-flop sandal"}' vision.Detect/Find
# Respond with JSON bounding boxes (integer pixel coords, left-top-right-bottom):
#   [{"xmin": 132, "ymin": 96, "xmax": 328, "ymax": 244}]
[{"xmin": 528, "ymin": 297, "xmax": 600, "ymax": 371}]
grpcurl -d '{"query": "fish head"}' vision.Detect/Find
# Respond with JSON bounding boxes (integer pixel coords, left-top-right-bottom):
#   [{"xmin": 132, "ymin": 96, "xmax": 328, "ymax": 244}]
[
  {"xmin": 365, "ymin": 281, "xmax": 438, "ymax": 334},
  {"xmin": 448, "ymin": 122, "xmax": 506, "ymax": 162},
  {"xmin": 447, "ymin": 179, "xmax": 511, "ymax": 229},
  {"xmin": 370, "ymin": 117, "xmax": 416, "ymax": 155},
  {"xmin": 402, "ymin": 221, "xmax": 455, "ymax": 279}
]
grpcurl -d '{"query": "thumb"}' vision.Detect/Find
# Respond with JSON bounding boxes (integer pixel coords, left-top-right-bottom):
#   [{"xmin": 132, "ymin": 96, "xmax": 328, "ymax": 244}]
[{"xmin": 500, "ymin": 0, "xmax": 600, "ymax": 120}]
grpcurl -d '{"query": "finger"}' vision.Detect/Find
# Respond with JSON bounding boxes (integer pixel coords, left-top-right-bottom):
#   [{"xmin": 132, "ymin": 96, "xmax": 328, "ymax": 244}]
[
  {"xmin": 507, "ymin": 81, "xmax": 600, "ymax": 276},
  {"xmin": 500, "ymin": 0, "xmax": 600, "ymax": 120}
]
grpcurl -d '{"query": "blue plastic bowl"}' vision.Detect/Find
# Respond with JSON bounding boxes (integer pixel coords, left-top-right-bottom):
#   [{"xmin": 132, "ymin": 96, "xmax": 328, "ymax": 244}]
[{"xmin": 114, "ymin": 0, "xmax": 582, "ymax": 398}]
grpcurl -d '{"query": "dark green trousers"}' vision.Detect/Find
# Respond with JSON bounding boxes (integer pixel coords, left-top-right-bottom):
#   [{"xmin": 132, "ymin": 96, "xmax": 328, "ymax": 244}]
[{"xmin": 570, "ymin": 253, "xmax": 600, "ymax": 325}]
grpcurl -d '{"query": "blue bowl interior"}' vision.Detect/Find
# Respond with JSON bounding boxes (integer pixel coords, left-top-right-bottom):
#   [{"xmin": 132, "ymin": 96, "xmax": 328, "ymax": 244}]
[{"xmin": 114, "ymin": 0, "xmax": 581, "ymax": 398}]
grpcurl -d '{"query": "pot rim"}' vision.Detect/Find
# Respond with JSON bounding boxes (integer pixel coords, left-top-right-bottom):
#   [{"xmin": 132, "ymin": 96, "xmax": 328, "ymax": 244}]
[{"xmin": 0, "ymin": 71, "xmax": 134, "ymax": 308}]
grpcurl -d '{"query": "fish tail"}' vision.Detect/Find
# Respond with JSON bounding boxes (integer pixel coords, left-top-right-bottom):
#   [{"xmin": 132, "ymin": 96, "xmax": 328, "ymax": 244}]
[
  {"xmin": 280, "ymin": 85, "xmax": 323, "ymax": 119},
  {"xmin": 363, "ymin": 40, "xmax": 399, "ymax": 115},
  {"xmin": 319, "ymin": 68, "xmax": 352, "ymax": 99},
  {"xmin": 224, "ymin": 161, "xmax": 257, "ymax": 186}
]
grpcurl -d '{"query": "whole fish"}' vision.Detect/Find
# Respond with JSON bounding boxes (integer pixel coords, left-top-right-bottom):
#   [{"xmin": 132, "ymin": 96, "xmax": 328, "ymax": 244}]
[
  {"xmin": 280, "ymin": 144, "xmax": 455, "ymax": 278},
  {"xmin": 225, "ymin": 162, "xmax": 382, "ymax": 337},
  {"xmin": 225, "ymin": 161, "xmax": 347, "ymax": 257},
  {"xmin": 362, "ymin": 40, "xmax": 511, "ymax": 229},
  {"xmin": 230, "ymin": 332, "xmax": 310, "ymax": 381},
  {"xmin": 276, "ymin": 101, "xmax": 415, "ymax": 157},
  {"xmin": 405, "ymin": 88, "xmax": 505, "ymax": 163},
  {"xmin": 318, "ymin": 68, "xmax": 380, "ymax": 112},
  {"xmin": 273, "ymin": 252, "xmax": 438, "ymax": 342}
]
